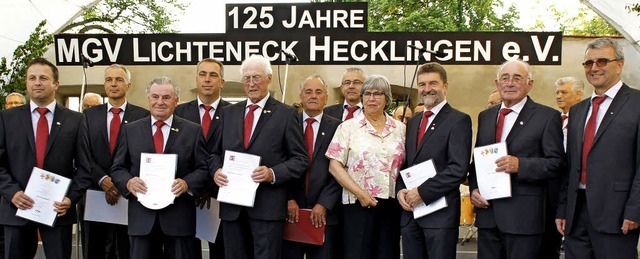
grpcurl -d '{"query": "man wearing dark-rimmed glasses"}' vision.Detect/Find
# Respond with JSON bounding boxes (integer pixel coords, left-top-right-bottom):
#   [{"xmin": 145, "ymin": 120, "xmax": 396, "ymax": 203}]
[
  {"xmin": 556, "ymin": 37, "xmax": 640, "ymax": 258},
  {"xmin": 324, "ymin": 67, "xmax": 365, "ymax": 121}
]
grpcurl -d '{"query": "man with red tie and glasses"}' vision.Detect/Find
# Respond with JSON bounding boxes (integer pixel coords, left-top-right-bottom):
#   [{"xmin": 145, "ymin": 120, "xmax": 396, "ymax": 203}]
[
  {"xmin": 323, "ymin": 67, "xmax": 365, "ymax": 121},
  {"xmin": 111, "ymin": 77, "xmax": 209, "ymax": 258},
  {"xmin": 0, "ymin": 58, "xmax": 93, "ymax": 258},
  {"xmin": 210, "ymin": 55, "xmax": 308, "ymax": 259},
  {"xmin": 556, "ymin": 37, "xmax": 640, "ymax": 259},
  {"xmin": 468, "ymin": 59, "xmax": 565, "ymax": 259}
]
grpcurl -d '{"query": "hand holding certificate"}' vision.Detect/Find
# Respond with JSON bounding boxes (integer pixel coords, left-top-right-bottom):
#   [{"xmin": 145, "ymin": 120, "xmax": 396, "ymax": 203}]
[
  {"xmin": 16, "ymin": 167, "xmax": 71, "ymax": 227},
  {"xmin": 399, "ymin": 160, "xmax": 447, "ymax": 219},
  {"xmin": 216, "ymin": 150, "xmax": 261, "ymax": 207},
  {"xmin": 137, "ymin": 153, "xmax": 177, "ymax": 210},
  {"xmin": 473, "ymin": 142, "xmax": 511, "ymax": 200}
]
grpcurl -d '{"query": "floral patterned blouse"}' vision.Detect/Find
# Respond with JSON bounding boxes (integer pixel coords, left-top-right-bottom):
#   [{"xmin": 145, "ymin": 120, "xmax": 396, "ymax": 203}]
[{"xmin": 325, "ymin": 114, "xmax": 406, "ymax": 204}]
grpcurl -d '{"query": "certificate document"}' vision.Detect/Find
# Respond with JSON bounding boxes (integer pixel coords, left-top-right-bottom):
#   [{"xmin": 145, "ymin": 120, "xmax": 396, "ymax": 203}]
[
  {"xmin": 138, "ymin": 153, "xmax": 177, "ymax": 210},
  {"xmin": 16, "ymin": 167, "xmax": 71, "ymax": 227},
  {"xmin": 84, "ymin": 190, "xmax": 128, "ymax": 225},
  {"xmin": 216, "ymin": 150, "xmax": 260, "ymax": 207},
  {"xmin": 196, "ymin": 199, "xmax": 221, "ymax": 243},
  {"xmin": 399, "ymin": 159, "xmax": 447, "ymax": 219},
  {"xmin": 473, "ymin": 142, "xmax": 511, "ymax": 200}
]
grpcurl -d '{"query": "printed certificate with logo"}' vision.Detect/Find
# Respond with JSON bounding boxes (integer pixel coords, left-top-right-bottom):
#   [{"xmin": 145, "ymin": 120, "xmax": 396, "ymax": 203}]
[
  {"xmin": 16, "ymin": 167, "xmax": 71, "ymax": 227},
  {"xmin": 138, "ymin": 153, "xmax": 177, "ymax": 210},
  {"xmin": 473, "ymin": 142, "xmax": 511, "ymax": 200},
  {"xmin": 399, "ymin": 159, "xmax": 447, "ymax": 219},
  {"xmin": 217, "ymin": 150, "xmax": 260, "ymax": 207}
]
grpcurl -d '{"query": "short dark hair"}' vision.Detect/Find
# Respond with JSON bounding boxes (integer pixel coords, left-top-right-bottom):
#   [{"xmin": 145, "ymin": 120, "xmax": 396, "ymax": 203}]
[
  {"xmin": 27, "ymin": 58, "xmax": 59, "ymax": 82},
  {"xmin": 417, "ymin": 62, "xmax": 447, "ymax": 83},
  {"xmin": 197, "ymin": 58, "xmax": 225, "ymax": 79}
]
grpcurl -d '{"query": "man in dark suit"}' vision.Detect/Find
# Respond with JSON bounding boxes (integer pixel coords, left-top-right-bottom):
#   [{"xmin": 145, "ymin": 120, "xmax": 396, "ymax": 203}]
[
  {"xmin": 283, "ymin": 74, "xmax": 341, "ymax": 259},
  {"xmin": 0, "ymin": 58, "xmax": 93, "ymax": 258},
  {"xmin": 210, "ymin": 55, "xmax": 308, "ymax": 259},
  {"xmin": 468, "ymin": 60, "xmax": 565, "ymax": 259},
  {"xmin": 111, "ymin": 76, "xmax": 209, "ymax": 258},
  {"xmin": 82, "ymin": 64, "xmax": 149, "ymax": 259},
  {"xmin": 396, "ymin": 62, "xmax": 472, "ymax": 259},
  {"xmin": 536, "ymin": 76, "xmax": 583, "ymax": 259},
  {"xmin": 174, "ymin": 58, "xmax": 230, "ymax": 259},
  {"xmin": 323, "ymin": 67, "xmax": 365, "ymax": 121},
  {"xmin": 556, "ymin": 37, "xmax": 640, "ymax": 258}
]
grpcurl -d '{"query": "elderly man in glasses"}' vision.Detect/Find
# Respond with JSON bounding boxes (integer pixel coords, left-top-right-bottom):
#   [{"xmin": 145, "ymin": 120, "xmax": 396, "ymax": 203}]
[{"xmin": 556, "ymin": 37, "xmax": 640, "ymax": 259}]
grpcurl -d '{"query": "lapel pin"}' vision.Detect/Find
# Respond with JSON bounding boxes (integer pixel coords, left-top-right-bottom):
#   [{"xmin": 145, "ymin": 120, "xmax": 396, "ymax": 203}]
[
  {"xmin": 263, "ymin": 110, "xmax": 271, "ymax": 114},
  {"xmin": 171, "ymin": 128, "xmax": 179, "ymax": 132},
  {"xmin": 430, "ymin": 126, "xmax": 435, "ymax": 130},
  {"xmin": 56, "ymin": 122, "xmax": 61, "ymax": 125},
  {"xmin": 519, "ymin": 121, "xmax": 524, "ymax": 125},
  {"xmin": 610, "ymin": 112, "xmax": 613, "ymax": 115},
  {"xmin": 321, "ymin": 132, "xmax": 325, "ymax": 136},
  {"xmin": 124, "ymin": 120, "xmax": 129, "ymax": 123},
  {"xmin": 215, "ymin": 116, "xmax": 220, "ymax": 120}
]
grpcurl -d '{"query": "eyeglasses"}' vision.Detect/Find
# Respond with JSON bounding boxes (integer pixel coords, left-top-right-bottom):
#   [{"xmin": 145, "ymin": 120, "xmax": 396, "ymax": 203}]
[
  {"xmin": 498, "ymin": 75, "xmax": 527, "ymax": 85},
  {"xmin": 582, "ymin": 58, "xmax": 619, "ymax": 68},
  {"xmin": 342, "ymin": 80, "xmax": 363, "ymax": 86},
  {"xmin": 241, "ymin": 75, "xmax": 264, "ymax": 84},
  {"xmin": 362, "ymin": 91, "xmax": 385, "ymax": 99}
]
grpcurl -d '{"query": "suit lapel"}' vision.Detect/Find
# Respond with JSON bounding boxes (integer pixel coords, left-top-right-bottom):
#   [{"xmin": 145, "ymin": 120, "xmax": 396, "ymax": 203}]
[
  {"xmin": 312, "ymin": 116, "xmax": 332, "ymax": 161},
  {"xmin": 406, "ymin": 114, "xmax": 420, "ymax": 163},
  {"xmin": 592, "ymin": 85, "xmax": 629, "ymax": 146},
  {"xmin": 122, "ymin": 103, "xmax": 140, "ymax": 125},
  {"xmin": 165, "ymin": 117, "xmax": 181, "ymax": 153},
  {"xmin": 97, "ymin": 105, "xmax": 109, "ymax": 146},
  {"xmin": 505, "ymin": 98, "xmax": 536, "ymax": 143},
  {"xmin": 20, "ymin": 106, "xmax": 36, "ymax": 153},
  {"xmin": 248, "ymin": 97, "xmax": 276, "ymax": 148},
  {"xmin": 416, "ymin": 104, "xmax": 451, "ymax": 158},
  {"xmin": 46, "ymin": 104, "xmax": 65, "ymax": 155}
]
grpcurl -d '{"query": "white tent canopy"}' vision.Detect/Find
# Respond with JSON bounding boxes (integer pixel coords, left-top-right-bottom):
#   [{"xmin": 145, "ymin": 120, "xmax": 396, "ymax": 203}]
[{"xmin": 583, "ymin": 0, "xmax": 640, "ymax": 52}]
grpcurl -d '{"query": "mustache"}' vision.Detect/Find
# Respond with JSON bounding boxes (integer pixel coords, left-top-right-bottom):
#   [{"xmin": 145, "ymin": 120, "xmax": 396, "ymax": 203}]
[{"xmin": 422, "ymin": 90, "xmax": 437, "ymax": 96}]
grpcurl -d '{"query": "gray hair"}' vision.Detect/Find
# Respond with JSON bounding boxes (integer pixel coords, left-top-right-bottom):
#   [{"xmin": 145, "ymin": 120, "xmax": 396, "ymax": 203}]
[
  {"xmin": 555, "ymin": 77, "xmax": 584, "ymax": 93},
  {"xmin": 196, "ymin": 58, "xmax": 225, "ymax": 79},
  {"xmin": 240, "ymin": 55, "xmax": 272, "ymax": 76},
  {"xmin": 105, "ymin": 64, "xmax": 131, "ymax": 83},
  {"xmin": 342, "ymin": 67, "xmax": 366, "ymax": 78},
  {"xmin": 299, "ymin": 74, "xmax": 328, "ymax": 94},
  {"xmin": 83, "ymin": 92, "xmax": 103, "ymax": 104},
  {"xmin": 6, "ymin": 92, "xmax": 26, "ymax": 103},
  {"xmin": 586, "ymin": 38, "xmax": 624, "ymax": 60},
  {"xmin": 496, "ymin": 59, "xmax": 533, "ymax": 79},
  {"xmin": 360, "ymin": 74, "xmax": 393, "ymax": 110},
  {"xmin": 146, "ymin": 76, "xmax": 180, "ymax": 96}
]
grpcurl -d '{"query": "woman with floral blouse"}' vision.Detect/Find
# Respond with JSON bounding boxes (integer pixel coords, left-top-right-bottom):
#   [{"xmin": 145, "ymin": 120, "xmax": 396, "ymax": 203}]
[{"xmin": 326, "ymin": 74, "xmax": 406, "ymax": 259}]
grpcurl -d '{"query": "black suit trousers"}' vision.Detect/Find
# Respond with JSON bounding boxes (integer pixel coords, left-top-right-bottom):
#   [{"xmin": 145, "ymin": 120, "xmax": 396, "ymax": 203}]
[
  {"xmin": 222, "ymin": 210, "xmax": 285, "ymax": 259},
  {"xmin": 564, "ymin": 191, "xmax": 639, "ymax": 259},
  {"xmin": 342, "ymin": 198, "xmax": 401, "ymax": 259},
  {"xmin": 4, "ymin": 223, "xmax": 72, "ymax": 259},
  {"xmin": 401, "ymin": 219, "xmax": 458, "ymax": 259},
  {"xmin": 477, "ymin": 227, "xmax": 541, "ymax": 259}
]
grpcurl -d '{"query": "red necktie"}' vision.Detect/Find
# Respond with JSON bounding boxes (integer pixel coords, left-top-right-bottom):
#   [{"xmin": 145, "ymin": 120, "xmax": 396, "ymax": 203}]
[
  {"xmin": 561, "ymin": 114, "xmax": 568, "ymax": 128},
  {"xmin": 416, "ymin": 111, "xmax": 434, "ymax": 147},
  {"xmin": 344, "ymin": 105, "xmax": 359, "ymax": 120},
  {"xmin": 153, "ymin": 120, "xmax": 165, "ymax": 154},
  {"xmin": 581, "ymin": 96, "xmax": 606, "ymax": 185},
  {"xmin": 495, "ymin": 108, "xmax": 513, "ymax": 143},
  {"xmin": 201, "ymin": 105, "xmax": 213, "ymax": 138},
  {"xmin": 35, "ymin": 108, "xmax": 49, "ymax": 168},
  {"xmin": 304, "ymin": 118, "xmax": 316, "ymax": 195},
  {"xmin": 109, "ymin": 108, "xmax": 122, "ymax": 155},
  {"xmin": 244, "ymin": 105, "xmax": 259, "ymax": 149}
]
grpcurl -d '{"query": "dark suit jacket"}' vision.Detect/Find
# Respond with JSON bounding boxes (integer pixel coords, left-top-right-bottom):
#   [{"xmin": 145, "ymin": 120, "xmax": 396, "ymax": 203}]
[
  {"xmin": 209, "ymin": 96, "xmax": 308, "ymax": 221},
  {"xmin": 557, "ymin": 84, "xmax": 640, "ymax": 234},
  {"xmin": 323, "ymin": 104, "xmax": 344, "ymax": 121},
  {"xmin": 174, "ymin": 98, "xmax": 231, "ymax": 152},
  {"xmin": 111, "ymin": 115, "xmax": 209, "ymax": 236},
  {"xmin": 288, "ymin": 113, "xmax": 341, "ymax": 225},
  {"xmin": 397, "ymin": 103, "xmax": 472, "ymax": 228},
  {"xmin": 0, "ymin": 103, "xmax": 92, "ymax": 226},
  {"xmin": 84, "ymin": 103, "xmax": 149, "ymax": 187},
  {"xmin": 469, "ymin": 97, "xmax": 565, "ymax": 235}
]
